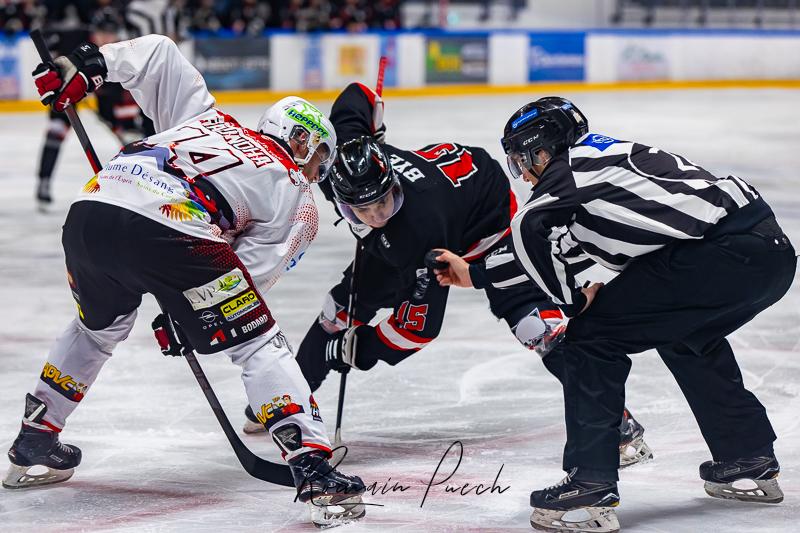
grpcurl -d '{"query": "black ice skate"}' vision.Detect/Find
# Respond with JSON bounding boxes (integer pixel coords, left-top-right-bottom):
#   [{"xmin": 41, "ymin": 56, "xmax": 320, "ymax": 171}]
[
  {"xmin": 242, "ymin": 405, "xmax": 266, "ymax": 434},
  {"xmin": 700, "ymin": 454, "xmax": 783, "ymax": 504},
  {"xmin": 3, "ymin": 394, "xmax": 82, "ymax": 489},
  {"xmin": 529, "ymin": 468, "xmax": 620, "ymax": 533},
  {"xmin": 619, "ymin": 408, "xmax": 653, "ymax": 469},
  {"xmin": 289, "ymin": 450, "xmax": 366, "ymax": 528}
]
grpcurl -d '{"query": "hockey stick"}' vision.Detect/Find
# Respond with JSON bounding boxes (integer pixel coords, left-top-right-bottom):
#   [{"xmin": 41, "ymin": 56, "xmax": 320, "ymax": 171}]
[
  {"xmin": 30, "ymin": 29, "xmax": 102, "ymax": 174},
  {"xmin": 333, "ymin": 240, "xmax": 363, "ymax": 453},
  {"xmin": 30, "ymin": 29, "xmax": 293, "ymax": 488},
  {"xmin": 332, "ymin": 56, "xmax": 387, "ymax": 453}
]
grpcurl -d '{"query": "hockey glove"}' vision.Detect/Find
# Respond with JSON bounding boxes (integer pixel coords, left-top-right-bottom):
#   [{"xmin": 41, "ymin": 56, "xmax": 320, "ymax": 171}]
[
  {"xmin": 356, "ymin": 82, "xmax": 386, "ymax": 143},
  {"xmin": 325, "ymin": 326, "xmax": 360, "ymax": 372},
  {"xmin": 513, "ymin": 308, "xmax": 567, "ymax": 358},
  {"xmin": 152, "ymin": 313, "xmax": 194, "ymax": 357},
  {"xmin": 33, "ymin": 42, "xmax": 107, "ymax": 112}
]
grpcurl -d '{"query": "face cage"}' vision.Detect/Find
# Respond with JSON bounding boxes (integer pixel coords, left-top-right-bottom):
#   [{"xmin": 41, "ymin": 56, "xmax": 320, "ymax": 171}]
[{"xmin": 336, "ymin": 183, "xmax": 404, "ymax": 227}]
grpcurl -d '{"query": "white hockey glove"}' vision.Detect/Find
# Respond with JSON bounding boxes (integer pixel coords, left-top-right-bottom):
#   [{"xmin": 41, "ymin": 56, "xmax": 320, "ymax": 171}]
[
  {"xmin": 325, "ymin": 326, "xmax": 359, "ymax": 372},
  {"xmin": 513, "ymin": 308, "xmax": 567, "ymax": 357}
]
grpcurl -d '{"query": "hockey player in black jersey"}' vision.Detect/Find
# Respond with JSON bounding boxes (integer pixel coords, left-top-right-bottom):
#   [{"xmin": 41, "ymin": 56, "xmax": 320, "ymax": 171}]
[
  {"xmin": 433, "ymin": 96, "xmax": 796, "ymax": 532},
  {"xmin": 262, "ymin": 82, "xmax": 652, "ymax": 468}
]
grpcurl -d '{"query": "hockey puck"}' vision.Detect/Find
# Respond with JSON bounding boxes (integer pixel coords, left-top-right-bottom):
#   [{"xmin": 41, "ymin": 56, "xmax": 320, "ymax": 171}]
[{"xmin": 425, "ymin": 250, "xmax": 449, "ymax": 270}]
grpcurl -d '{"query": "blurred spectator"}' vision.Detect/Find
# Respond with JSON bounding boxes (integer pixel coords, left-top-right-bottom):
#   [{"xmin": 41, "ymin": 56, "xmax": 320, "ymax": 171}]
[
  {"xmin": 1, "ymin": 1, "xmax": 42, "ymax": 35},
  {"xmin": 330, "ymin": 0, "xmax": 368, "ymax": 32},
  {"xmin": 371, "ymin": 0, "xmax": 400, "ymax": 30},
  {"xmin": 1, "ymin": 0, "xmax": 405, "ymax": 35},
  {"xmin": 228, "ymin": 0, "xmax": 272, "ymax": 35}
]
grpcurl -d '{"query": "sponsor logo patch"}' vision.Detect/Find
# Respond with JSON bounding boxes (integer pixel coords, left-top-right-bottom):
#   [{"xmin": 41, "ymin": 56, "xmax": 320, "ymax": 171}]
[
  {"xmin": 40, "ymin": 362, "xmax": 88, "ymax": 402},
  {"xmin": 309, "ymin": 395, "xmax": 322, "ymax": 422},
  {"xmin": 241, "ymin": 314, "xmax": 269, "ymax": 334},
  {"xmin": 221, "ymin": 290, "xmax": 261, "ymax": 321},
  {"xmin": 255, "ymin": 395, "xmax": 305, "ymax": 429},
  {"xmin": 183, "ymin": 269, "xmax": 250, "ymax": 310}
]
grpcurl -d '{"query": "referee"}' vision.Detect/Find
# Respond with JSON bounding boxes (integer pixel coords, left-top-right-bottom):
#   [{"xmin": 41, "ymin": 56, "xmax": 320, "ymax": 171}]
[{"xmin": 433, "ymin": 97, "xmax": 796, "ymax": 532}]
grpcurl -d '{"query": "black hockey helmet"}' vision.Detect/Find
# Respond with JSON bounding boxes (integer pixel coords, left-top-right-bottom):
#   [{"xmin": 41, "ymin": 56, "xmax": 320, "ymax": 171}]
[
  {"xmin": 501, "ymin": 97, "xmax": 588, "ymax": 179},
  {"xmin": 329, "ymin": 136, "xmax": 404, "ymax": 226},
  {"xmin": 90, "ymin": 7, "xmax": 124, "ymax": 35}
]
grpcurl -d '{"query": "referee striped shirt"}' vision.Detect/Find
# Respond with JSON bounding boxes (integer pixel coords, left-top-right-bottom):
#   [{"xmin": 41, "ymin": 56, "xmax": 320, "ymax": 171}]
[{"xmin": 508, "ymin": 133, "xmax": 770, "ymax": 317}]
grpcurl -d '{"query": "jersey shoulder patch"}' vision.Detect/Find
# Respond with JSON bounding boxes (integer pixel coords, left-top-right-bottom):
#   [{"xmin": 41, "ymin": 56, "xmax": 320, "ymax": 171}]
[{"xmin": 578, "ymin": 133, "xmax": 620, "ymax": 152}]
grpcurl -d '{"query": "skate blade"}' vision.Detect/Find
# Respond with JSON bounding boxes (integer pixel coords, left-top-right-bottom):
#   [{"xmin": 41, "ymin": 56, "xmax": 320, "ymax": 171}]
[
  {"xmin": 619, "ymin": 437, "xmax": 654, "ymax": 469},
  {"xmin": 704, "ymin": 477, "xmax": 783, "ymax": 504},
  {"xmin": 2, "ymin": 464, "xmax": 74, "ymax": 489},
  {"xmin": 530, "ymin": 506, "xmax": 620, "ymax": 533},
  {"xmin": 309, "ymin": 495, "xmax": 366, "ymax": 529},
  {"xmin": 242, "ymin": 420, "xmax": 266, "ymax": 434}
]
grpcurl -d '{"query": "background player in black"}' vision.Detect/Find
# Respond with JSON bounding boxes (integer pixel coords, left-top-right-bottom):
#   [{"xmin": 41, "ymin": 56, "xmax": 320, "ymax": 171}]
[
  {"xmin": 36, "ymin": 7, "xmax": 155, "ymax": 209},
  {"xmin": 279, "ymin": 83, "xmax": 651, "ymax": 468},
  {"xmin": 433, "ymin": 96, "xmax": 797, "ymax": 533}
]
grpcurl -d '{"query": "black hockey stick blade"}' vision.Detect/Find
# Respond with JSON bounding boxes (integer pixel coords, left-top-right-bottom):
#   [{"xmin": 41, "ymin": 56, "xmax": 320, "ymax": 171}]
[
  {"xmin": 184, "ymin": 351, "xmax": 294, "ymax": 486},
  {"xmin": 30, "ymin": 29, "xmax": 102, "ymax": 174}
]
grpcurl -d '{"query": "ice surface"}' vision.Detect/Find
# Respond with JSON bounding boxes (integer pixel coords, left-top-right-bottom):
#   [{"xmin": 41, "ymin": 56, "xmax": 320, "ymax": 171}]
[{"xmin": 0, "ymin": 89, "xmax": 798, "ymax": 532}]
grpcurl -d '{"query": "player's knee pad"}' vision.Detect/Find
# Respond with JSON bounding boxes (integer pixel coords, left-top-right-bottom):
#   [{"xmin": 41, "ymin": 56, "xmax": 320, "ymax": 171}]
[
  {"xmin": 75, "ymin": 310, "xmax": 137, "ymax": 354},
  {"xmin": 225, "ymin": 330, "xmax": 292, "ymax": 371}
]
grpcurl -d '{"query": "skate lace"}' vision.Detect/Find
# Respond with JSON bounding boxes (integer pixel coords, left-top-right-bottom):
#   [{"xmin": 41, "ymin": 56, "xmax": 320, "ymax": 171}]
[
  {"xmin": 55, "ymin": 441, "xmax": 73, "ymax": 456},
  {"xmin": 543, "ymin": 471, "xmax": 573, "ymax": 491}
]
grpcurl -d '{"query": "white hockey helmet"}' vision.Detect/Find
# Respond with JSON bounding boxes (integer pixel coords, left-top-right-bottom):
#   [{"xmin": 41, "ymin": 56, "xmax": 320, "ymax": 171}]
[{"xmin": 258, "ymin": 96, "xmax": 337, "ymax": 181}]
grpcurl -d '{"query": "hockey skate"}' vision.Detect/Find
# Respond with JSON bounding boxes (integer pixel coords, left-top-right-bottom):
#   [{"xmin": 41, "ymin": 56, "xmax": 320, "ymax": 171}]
[
  {"xmin": 619, "ymin": 409, "xmax": 653, "ymax": 469},
  {"xmin": 289, "ymin": 449, "xmax": 366, "ymax": 528},
  {"xmin": 243, "ymin": 405, "xmax": 266, "ymax": 434},
  {"xmin": 3, "ymin": 394, "xmax": 81, "ymax": 489},
  {"xmin": 530, "ymin": 468, "xmax": 620, "ymax": 533},
  {"xmin": 700, "ymin": 454, "xmax": 783, "ymax": 504},
  {"xmin": 36, "ymin": 177, "xmax": 53, "ymax": 212}
]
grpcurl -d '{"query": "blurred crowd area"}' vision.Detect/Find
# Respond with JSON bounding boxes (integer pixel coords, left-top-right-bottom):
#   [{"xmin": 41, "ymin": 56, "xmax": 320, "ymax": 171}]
[{"xmin": 0, "ymin": 0, "xmax": 403, "ymax": 37}]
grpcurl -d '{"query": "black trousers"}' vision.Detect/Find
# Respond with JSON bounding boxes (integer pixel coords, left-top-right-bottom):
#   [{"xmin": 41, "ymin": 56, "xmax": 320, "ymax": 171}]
[{"xmin": 555, "ymin": 216, "xmax": 796, "ymax": 481}]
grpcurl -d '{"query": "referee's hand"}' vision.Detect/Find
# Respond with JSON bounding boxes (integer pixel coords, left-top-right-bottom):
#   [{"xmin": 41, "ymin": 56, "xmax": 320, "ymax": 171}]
[
  {"xmin": 432, "ymin": 249, "xmax": 473, "ymax": 288},
  {"xmin": 580, "ymin": 282, "xmax": 604, "ymax": 314}
]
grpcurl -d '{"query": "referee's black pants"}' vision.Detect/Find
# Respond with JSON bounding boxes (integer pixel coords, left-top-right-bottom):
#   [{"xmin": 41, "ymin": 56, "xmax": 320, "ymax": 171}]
[{"xmin": 554, "ymin": 215, "xmax": 796, "ymax": 481}]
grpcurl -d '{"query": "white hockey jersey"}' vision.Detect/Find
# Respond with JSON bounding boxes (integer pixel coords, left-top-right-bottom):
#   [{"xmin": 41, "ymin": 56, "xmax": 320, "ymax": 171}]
[{"xmin": 74, "ymin": 35, "xmax": 318, "ymax": 294}]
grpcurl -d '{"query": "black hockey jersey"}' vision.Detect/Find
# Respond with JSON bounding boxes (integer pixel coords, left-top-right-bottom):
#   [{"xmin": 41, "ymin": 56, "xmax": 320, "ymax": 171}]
[
  {"xmin": 324, "ymin": 82, "xmax": 517, "ymax": 285},
  {"xmin": 317, "ymin": 83, "xmax": 518, "ymax": 364}
]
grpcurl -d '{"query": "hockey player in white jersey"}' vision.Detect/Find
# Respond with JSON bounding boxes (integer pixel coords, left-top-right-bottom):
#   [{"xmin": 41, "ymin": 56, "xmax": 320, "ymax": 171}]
[{"xmin": 7, "ymin": 35, "xmax": 365, "ymax": 527}]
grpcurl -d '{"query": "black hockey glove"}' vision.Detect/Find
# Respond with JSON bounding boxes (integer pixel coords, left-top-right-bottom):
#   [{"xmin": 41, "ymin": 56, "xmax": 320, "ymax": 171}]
[
  {"xmin": 152, "ymin": 313, "xmax": 194, "ymax": 357},
  {"xmin": 325, "ymin": 326, "xmax": 360, "ymax": 372},
  {"xmin": 33, "ymin": 42, "xmax": 107, "ymax": 112}
]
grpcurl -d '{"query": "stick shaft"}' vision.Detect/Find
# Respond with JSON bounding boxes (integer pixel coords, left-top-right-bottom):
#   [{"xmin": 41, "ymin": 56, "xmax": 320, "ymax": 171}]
[{"xmin": 30, "ymin": 29, "xmax": 102, "ymax": 174}]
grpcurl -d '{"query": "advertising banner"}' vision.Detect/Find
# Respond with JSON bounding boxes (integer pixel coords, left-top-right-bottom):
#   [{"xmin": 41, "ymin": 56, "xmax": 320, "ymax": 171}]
[
  {"xmin": 194, "ymin": 36, "xmax": 270, "ymax": 90},
  {"xmin": 425, "ymin": 36, "xmax": 488, "ymax": 84},
  {"xmin": 379, "ymin": 34, "xmax": 398, "ymax": 88},
  {"xmin": 528, "ymin": 32, "xmax": 585, "ymax": 82},
  {"xmin": 0, "ymin": 38, "xmax": 20, "ymax": 100},
  {"xmin": 616, "ymin": 38, "xmax": 670, "ymax": 81}
]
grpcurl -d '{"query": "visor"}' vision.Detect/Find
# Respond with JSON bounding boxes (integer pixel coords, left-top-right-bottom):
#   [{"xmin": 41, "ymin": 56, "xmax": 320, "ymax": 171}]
[
  {"xmin": 290, "ymin": 125, "xmax": 336, "ymax": 181},
  {"xmin": 336, "ymin": 183, "xmax": 404, "ymax": 226}
]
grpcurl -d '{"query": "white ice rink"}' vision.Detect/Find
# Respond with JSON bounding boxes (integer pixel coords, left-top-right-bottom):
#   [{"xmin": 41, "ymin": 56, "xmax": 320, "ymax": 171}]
[{"xmin": 1, "ymin": 89, "xmax": 798, "ymax": 532}]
